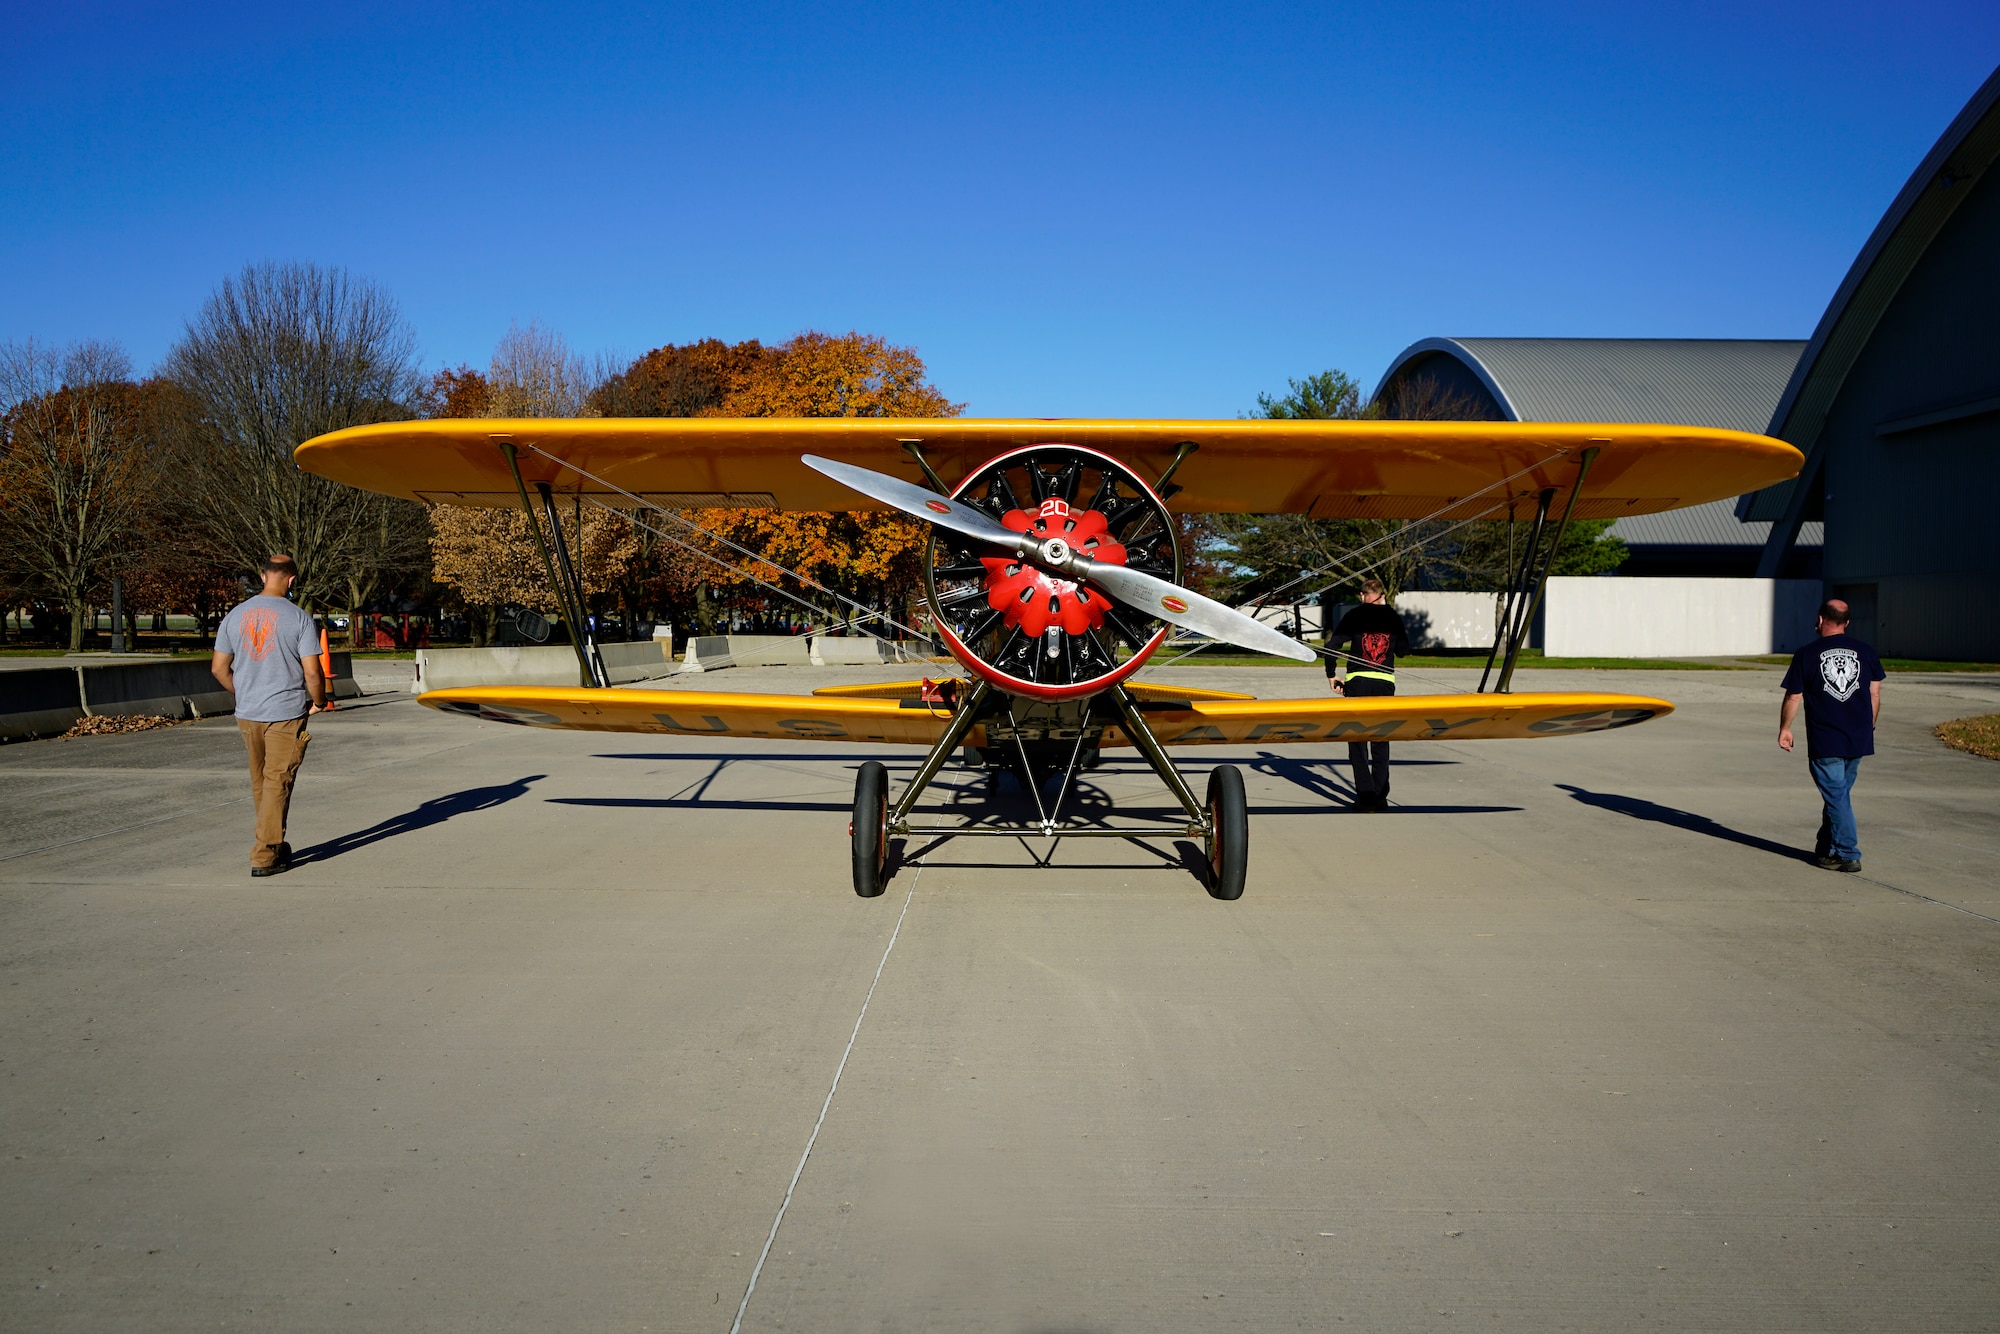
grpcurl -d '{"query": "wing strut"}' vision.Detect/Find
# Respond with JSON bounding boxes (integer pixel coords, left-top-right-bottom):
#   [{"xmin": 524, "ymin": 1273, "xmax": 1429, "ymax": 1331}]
[
  {"xmin": 1483, "ymin": 444, "xmax": 1600, "ymax": 694},
  {"xmin": 1109, "ymin": 684, "xmax": 1207, "ymax": 821},
  {"xmin": 499, "ymin": 440, "xmax": 610, "ymax": 689}
]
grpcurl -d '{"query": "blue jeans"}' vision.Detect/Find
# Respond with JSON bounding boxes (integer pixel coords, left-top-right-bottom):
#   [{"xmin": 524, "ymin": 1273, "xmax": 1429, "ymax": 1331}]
[{"xmin": 1809, "ymin": 756, "xmax": 1862, "ymax": 861}]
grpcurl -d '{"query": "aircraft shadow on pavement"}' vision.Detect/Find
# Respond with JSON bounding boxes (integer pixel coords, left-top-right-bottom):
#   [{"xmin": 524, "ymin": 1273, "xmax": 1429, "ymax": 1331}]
[
  {"xmin": 550, "ymin": 772, "xmax": 1516, "ymax": 819},
  {"xmin": 294, "ymin": 774, "xmax": 545, "ymax": 865},
  {"xmin": 592, "ymin": 751, "xmax": 925, "ymax": 763},
  {"xmin": 1556, "ymin": 783, "xmax": 1811, "ymax": 863}
]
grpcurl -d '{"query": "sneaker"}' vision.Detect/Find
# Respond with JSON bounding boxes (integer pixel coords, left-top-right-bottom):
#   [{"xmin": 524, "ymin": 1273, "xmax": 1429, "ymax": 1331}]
[
  {"xmin": 1837, "ymin": 859, "xmax": 1862, "ymax": 873},
  {"xmin": 1814, "ymin": 854, "xmax": 1845, "ymax": 870}
]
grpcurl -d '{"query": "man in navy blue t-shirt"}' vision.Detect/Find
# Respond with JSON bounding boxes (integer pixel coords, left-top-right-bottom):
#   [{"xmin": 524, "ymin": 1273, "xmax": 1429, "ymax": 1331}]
[{"xmin": 1779, "ymin": 599, "xmax": 1885, "ymax": 872}]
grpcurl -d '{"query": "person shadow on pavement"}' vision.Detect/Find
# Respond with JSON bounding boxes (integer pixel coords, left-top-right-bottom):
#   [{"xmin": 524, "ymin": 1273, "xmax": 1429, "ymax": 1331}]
[
  {"xmin": 293, "ymin": 775, "xmax": 546, "ymax": 866},
  {"xmin": 1556, "ymin": 783, "xmax": 1813, "ymax": 864}
]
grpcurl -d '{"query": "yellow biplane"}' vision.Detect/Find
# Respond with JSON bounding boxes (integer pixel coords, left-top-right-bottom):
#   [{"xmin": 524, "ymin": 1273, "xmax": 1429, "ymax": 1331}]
[{"xmin": 296, "ymin": 417, "xmax": 1801, "ymax": 899}]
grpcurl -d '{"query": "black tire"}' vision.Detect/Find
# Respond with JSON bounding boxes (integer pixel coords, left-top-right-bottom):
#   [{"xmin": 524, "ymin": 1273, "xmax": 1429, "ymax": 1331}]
[
  {"xmin": 851, "ymin": 761, "xmax": 889, "ymax": 898},
  {"xmin": 1204, "ymin": 765, "xmax": 1248, "ymax": 901}
]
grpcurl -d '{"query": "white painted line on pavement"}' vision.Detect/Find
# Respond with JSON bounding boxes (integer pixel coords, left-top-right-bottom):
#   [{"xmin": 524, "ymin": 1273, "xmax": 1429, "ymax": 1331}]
[{"xmin": 730, "ymin": 867, "xmax": 923, "ymax": 1334}]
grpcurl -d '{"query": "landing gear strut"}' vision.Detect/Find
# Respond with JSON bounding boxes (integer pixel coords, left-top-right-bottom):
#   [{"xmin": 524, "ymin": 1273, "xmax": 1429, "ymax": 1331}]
[{"xmin": 851, "ymin": 680, "xmax": 1253, "ymax": 900}]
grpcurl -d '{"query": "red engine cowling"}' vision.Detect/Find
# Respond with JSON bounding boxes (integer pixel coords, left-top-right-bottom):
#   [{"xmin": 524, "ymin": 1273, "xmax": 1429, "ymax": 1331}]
[{"xmin": 925, "ymin": 444, "xmax": 1180, "ymax": 701}]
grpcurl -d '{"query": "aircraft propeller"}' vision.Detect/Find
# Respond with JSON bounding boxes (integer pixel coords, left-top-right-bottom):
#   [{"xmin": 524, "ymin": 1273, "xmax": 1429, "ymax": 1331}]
[{"xmin": 802, "ymin": 454, "xmax": 1316, "ymax": 663}]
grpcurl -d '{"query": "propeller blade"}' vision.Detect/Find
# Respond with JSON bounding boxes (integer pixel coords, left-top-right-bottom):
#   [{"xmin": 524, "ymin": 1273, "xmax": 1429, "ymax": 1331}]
[
  {"xmin": 803, "ymin": 453, "xmax": 1316, "ymax": 663},
  {"xmin": 1079, "ymin": 560, "xmax": 1318, "ymax": 662},
  {"xmin": 802, "ymin": 455, "xmax": 1024, "ymax": 552}
]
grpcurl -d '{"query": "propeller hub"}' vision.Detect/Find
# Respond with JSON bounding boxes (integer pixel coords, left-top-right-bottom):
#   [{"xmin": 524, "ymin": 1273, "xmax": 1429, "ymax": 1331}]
[{"xmin": 1037, "ymin": 537, "xmax": 1074, "ymax": 568}]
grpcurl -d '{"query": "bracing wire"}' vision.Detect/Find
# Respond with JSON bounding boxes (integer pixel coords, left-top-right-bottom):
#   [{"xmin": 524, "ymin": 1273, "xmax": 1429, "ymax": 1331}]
[
  {"xmin": 1141, "ymin": 445, "xmax": 1575, "ymax": 683},
  {"xmin": 1230, "ymin": 447, "xmax": 1570, "ymax": 616},
  {"xmin": 524, "ymin": 436, "xmax": 1571, "ymax": 680},
  {"xmin": 581, "ymin": 494, "xmax": 938, "ymax": 652},
  {"xmin": 1142, "ymin": 495, "xmax": 1520, "ymax": 684},
  {"xmin": 521, "ymin": 440, "xmax": 942, "ymax": 649}
]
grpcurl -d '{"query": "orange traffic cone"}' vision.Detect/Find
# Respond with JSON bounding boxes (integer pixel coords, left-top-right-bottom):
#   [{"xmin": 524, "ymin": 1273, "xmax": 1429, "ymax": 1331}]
[{"xmin": 319, "ymin": 626, "xmax": 340, "ymax": 711}]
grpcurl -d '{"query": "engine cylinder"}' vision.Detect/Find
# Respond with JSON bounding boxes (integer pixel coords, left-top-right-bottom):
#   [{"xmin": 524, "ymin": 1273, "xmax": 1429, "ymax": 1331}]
[{"xmin": 924, "ymin": 444, "xmax": 1181, "ymax": 700}]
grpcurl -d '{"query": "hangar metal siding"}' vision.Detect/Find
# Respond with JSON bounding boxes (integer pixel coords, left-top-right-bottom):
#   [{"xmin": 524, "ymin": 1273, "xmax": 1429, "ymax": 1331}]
[
  {"xmin": 1373, "ymin": 337, "xmax": 1809, "ymax": 556},
  {"xmin": 1437, "ymin": 338, "xmax": 1805, "ymax": 435}
]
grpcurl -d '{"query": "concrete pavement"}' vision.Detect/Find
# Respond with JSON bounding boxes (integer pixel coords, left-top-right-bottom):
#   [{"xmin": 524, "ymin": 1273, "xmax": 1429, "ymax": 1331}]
[{"xmin": 1, "ymin": 662, "xmax": 1996, "ymax": 1331}]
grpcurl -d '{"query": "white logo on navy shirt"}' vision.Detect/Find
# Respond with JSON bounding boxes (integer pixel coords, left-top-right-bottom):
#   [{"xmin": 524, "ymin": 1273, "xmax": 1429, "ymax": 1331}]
[{"xmin": 1819, "ymin": 647, "xmax": 1862, "ymax": 702}]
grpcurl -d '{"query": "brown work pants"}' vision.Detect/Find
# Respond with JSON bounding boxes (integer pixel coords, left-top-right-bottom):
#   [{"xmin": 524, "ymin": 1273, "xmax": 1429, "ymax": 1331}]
[{"xmin": 239, "ymin": 716, "xmax": 311, "ymax": 868}]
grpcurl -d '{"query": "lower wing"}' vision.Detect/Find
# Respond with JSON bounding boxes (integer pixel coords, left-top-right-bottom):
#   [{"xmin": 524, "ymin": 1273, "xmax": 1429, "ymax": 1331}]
[{"xmin": 419, "ymin": 686, "xmax": 1672, "ymax": 743}]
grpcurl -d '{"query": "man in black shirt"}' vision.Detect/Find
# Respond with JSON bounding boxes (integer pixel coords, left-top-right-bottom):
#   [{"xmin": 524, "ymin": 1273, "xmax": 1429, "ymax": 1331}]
[
  {"xmin": 1326, "ymin": 579, "xmax": 1411, "ymax": 811},
  {"xmin": 1779, "ymin": 599, "xmax": 1885, "ymax": 872}
]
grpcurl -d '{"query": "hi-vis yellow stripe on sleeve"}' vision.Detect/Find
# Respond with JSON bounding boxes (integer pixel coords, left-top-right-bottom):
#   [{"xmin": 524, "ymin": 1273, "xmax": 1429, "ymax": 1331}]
[{"xmin": 418, "ymin": 686, "xmax": 1673, "ymax": 745}]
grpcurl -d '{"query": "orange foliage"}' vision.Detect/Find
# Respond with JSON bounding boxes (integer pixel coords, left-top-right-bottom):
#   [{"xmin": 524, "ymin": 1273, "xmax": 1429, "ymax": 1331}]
[
  {"xmin": 418, "ymin": 365, "xmax": 491, "ymax": 419},
  {"xmin": 419, "ymin": 329, "xmax": 960, "ymax": 633},
  {"xmin": 672, "ymin": 330, "xmax": 960, "ymax": 618},
  {"xmin": 430, "ymin": 505, "xmax": 633, "ymax": 611},
  {"xmin": 593, "ymin": 338, "xmax": 772, "ymax": 418},
  {"xmin": 720, "ymin": 331, "xmax": 961, "ymax": 419}
]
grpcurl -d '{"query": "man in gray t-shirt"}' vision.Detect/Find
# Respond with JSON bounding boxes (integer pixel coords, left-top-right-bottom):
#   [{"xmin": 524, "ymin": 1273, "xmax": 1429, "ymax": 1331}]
[{"xmin": 212, "ymin": 555, "xmax": 326, "ymax": 876}]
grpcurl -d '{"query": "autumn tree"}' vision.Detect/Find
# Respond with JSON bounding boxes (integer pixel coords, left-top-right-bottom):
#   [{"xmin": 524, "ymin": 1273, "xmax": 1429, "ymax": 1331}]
[
  {"xmin": 430, "ymin": 508, "xmax": 632, "ymax": 617},
  {"xmin": 160, "ymin": 262, "xmax": 433, "ymax": 632},
  {"xmin": 670, "ymin": 330, "xmax": 962, "ymax": 635},
  {"xmin": 0, "ymin": 340, "xmax": 152, "ymax": 650},
  {"xmin": 724, "ymin": 331, "xmax": 959, "ymax": 419},
  {"xmin": 426, "ymin": 328, "xmax": 962, "ymax": 642},
  {"xmin": 416, "ymin": 364, "xmax": 491, "ymax": 419},
  {"xmin": 484, "ymin": 320, "xmax": 617, "ymax": 418},
  {"xmin": 425, "ymin": 323, "xmax": 645, "ymax": 644},
  {"xmin": 590, "ymin": 337, "xmax": 771, "ymax": 418}
]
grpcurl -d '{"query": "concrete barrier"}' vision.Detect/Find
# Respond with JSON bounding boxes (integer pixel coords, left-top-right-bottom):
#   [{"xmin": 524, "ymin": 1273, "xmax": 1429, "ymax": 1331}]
[
  {"xmin": 0, "ymin": 668, "xmax": 86, "ymax": 742},
  {"xmin": 1544, "ymin": 577, "xmax": 1823, "ymax": 657},
  {"xmin": 78, "ymin": 659, "xmax": 235, "ymax": 720},
  {"xmin": 681, "ymin": 635, "xmax": 814, "ymax": 671},
  {"xmin": 679, "ymin": 635, "xmax": 927, "ymax": 671},
  {"xmin": 0, "ymin": 651, "xmax": 372, "ymax": 742},
  {"xmin": 415, "ymin": 641, "xmax": 670, "ymax": 692},
  {"xmin": 809, "ymin": 636, "xmax": 924, "ymax": 666},
  {"xmin": 324, "ymin": 651, "xmax": 362, "ymax": 700}
]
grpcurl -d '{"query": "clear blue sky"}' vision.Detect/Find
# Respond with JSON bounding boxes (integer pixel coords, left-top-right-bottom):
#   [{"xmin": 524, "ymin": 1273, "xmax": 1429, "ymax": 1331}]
[{"xmin": 5, "ymin": 2, "xmax": 1996, "ymax": 416}]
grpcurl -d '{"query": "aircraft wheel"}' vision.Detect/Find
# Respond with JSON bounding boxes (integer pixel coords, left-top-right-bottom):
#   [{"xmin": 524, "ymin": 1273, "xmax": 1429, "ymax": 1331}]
[
  {"xmin": 851, "ymin": 761, "xmax": 889, "ymax": 898},
  {"xmin": 1204, "ymin": 765, "xmax": 1248, "ymax": 901}
]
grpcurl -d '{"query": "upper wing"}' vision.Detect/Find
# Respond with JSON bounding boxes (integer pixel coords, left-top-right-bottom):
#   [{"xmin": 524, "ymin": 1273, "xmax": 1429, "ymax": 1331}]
[
  {"xmin": 295, "ymin": 417, "xmax": 1801, "ymax": 519},
  {"xmin": 421, "ymin": 685, "xmax": 1671, "ymax": 744}
]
